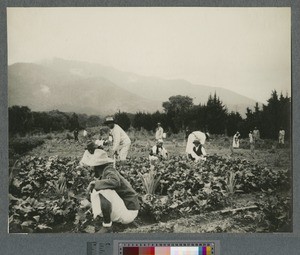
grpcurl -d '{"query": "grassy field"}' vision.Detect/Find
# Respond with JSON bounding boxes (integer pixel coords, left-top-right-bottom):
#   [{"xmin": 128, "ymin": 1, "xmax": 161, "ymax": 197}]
[{"xmin": 9, "ymin": 129, "xmax": 292, "ymax": 233}]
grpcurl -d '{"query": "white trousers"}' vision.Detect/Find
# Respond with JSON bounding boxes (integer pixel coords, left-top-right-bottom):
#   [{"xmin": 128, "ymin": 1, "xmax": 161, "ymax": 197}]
[
  {"xmin": 117, "ymin": 142, "xmax": 131, "ymax": 161},
  {"xmin": 90, "ymin": 189, "xmax": 138, "ymax": 224}
]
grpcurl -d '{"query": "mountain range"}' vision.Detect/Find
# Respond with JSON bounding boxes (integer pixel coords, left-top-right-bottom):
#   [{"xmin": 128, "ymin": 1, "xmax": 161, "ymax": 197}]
[{"xmin": 8, "ymin": 58, "xmax": 260, "ymax": 116}]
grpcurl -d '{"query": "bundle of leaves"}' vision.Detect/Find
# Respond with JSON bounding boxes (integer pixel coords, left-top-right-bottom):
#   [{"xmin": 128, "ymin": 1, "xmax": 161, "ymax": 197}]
[{"xmin": 138, "ymin": 169, "xmax": 161, "ymax": 195}]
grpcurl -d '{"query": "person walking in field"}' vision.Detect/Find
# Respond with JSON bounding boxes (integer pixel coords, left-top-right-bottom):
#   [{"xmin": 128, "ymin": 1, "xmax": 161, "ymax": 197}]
[
  {"xmin": 149, "ymin": 139, "xmax": 168, "ymax": 166},
  {"xmin": 79, "ymin": 142, "xmax": 139, "ymax": 233},
  {"xmin": 186, "ymin": 130, "xmax": 209, "ymax": 159},
  {"xmin": 279, "ymin": 128, "xmax": 285, "ymax": 145},
  {"xmin": 155, "ymin": 122, "xmax": 164, "ymax": 141},
  {"xmin": 232, "ymin": 131, "xmax": 241, "ymax": 148},
  {"xmin": 253, "ymin": 127, "xmax": 260, "ymax": 143},
  {"xmin": 104, "ymin": 116, "xmax": 131, "ymax": 162}
]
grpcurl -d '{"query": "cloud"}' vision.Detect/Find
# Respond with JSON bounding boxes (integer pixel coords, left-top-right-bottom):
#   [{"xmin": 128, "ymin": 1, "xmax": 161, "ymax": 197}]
[{"xmin": 40, "ymin": 85, "xmax": 50, "ymax": 94}]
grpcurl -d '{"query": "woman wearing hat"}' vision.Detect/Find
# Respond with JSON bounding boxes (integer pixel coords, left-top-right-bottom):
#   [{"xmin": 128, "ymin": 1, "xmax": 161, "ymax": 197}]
[
  {"xmin": 79, "ymin": 143, "xmax": 139, "ymax": 233},
  {"xmin": 104, "ymin": 116, "xmax": 131, "ymax": 163}
]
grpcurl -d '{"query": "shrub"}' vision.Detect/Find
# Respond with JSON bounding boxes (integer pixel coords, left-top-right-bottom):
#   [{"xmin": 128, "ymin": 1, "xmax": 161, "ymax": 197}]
[{"xmin": 9, "ymin": 137, "xmax": 45, "ymax": 156}]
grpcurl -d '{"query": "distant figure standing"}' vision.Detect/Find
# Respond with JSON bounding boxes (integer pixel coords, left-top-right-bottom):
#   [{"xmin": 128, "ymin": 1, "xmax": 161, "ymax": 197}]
[
  {"xmin": 253, "ymin": 127, "xmax": 260, "ymax": 143},
  {"xmin": 83, "ymin": 129, "xmax": 88, "ymax": 138},
  {"xmin": 155, "ymin": 123, "xmax": 164, "ymax": 141},
  {"xmin": 73, "ymin": 128, "xmax": 79, "ymax": 141},
  {"xmin": 249, "ymin": 131, "xmax": 254, "ymax": 154},
  {"xmin": 232, "ymin": 131, "xmax": 240, "ymax": 148},
  {"xmin": 186, "ymin": 131, "xmax": 209, "ymax": 159},
  {"xmin": 249, "ymin": 131, "xmax": 253, "ymax": 144},
  {"xmin": 104, "ymin": 116, "xmax": 131, "ymax": 162},
  {"xmin": 279, "ymin": 128, "xmax": 285, "ymax": 145}
]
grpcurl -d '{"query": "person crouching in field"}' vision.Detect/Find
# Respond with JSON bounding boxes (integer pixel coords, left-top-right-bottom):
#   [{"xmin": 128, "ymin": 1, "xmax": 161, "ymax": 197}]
[
  {"xmin": 149, "ymin": 139, "xmax": 168, "ymax": 167},
  {"xmin": 104, "ymin": 116, "xmax": 131, "ymax": 163},
  {"xmin": 79, "ymin": 142, "xmax": 140, "ymax": 233},
  {"xmin": 186, "ymin": 130, "xmax": 209, "ymax": 160},
  {"xmin": 189, "ymin": 139, "xmax": 207, "ymax": 162}
]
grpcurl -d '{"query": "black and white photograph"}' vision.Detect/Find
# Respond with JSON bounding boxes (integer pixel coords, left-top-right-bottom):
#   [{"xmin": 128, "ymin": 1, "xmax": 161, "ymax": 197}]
[{"xmin": 7, "ymin": 7, "xmax": 292, "ymax": 234}]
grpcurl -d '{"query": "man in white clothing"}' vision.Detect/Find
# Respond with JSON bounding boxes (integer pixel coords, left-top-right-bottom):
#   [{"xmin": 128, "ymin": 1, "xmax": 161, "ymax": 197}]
[
  {"xmin": 186, "ymin": 130, "xmax": 209, "ymax": 159},
  {"xmin": 155, "ymin": 122, "xmax": 164, "ymax": 141},
  {"xmin": 279, "ymin": 128, "xmax": 285, "ymax": 145},
  {"xmin": 104, "ymin": 116, "xmax": 131, "ymax": 162}
]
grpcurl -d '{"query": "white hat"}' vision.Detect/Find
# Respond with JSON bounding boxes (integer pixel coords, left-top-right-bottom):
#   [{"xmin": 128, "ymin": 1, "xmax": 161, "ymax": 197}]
[{"xmin": 85, "ymin": 149, "xmax": 114, "ymax": 166}]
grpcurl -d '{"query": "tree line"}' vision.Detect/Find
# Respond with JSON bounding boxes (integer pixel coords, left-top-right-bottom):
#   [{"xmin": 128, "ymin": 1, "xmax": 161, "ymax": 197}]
[
  {"xmin": 9, "ymin": 90, "xmax": 290, "ymax": 140},
  {"xmin": 127, "ymin": 90, "xmax": 291, "ymax": 140},
  {"xmin": 8, "ymin": 107, "xmax": 102, "ymax": 136}
]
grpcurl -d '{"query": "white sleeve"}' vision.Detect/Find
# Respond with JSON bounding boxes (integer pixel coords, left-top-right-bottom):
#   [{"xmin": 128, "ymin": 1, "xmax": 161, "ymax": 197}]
[
  {"xmin": 112, "ymin": 127, "xmax": 121, "ymax": 152},
  {"xmin": 79, "ymin": 150, "xmax": 92, "ymax": 166}
]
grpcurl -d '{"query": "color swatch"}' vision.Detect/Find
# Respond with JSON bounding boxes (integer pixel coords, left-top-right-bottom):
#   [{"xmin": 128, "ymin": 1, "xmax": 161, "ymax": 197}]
[{"xmin": 122, "ymin": 246, "xmax": 213, "ymax": 255}]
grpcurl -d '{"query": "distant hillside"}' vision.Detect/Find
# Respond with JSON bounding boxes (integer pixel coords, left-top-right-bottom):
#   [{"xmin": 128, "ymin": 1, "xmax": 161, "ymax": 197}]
[
  {"xmin": 9, "ymin": 59, "xmax": 261, "ymax": 117},
  {"xmin": 8, "ymin": 63, "xmax": 162, "ymax": 115},
  {"xmin": 41, "ymin": 58, "xmax": 261, "ymax": 115}
]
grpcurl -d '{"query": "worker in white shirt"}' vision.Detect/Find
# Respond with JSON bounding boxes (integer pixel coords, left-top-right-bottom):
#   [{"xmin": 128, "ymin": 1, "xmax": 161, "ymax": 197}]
[
  {"xmin": 104, "ymin": 116, "xmax": 131, "ymax": 162},
  {"xmin": 186, "ymin": 130, "xmax": 209, "ymax": 159},
  {"xmin": 155, "ymin": 122, "xmax": 164, "ymax": 141},
  {"xmin": 278, "ymin": 128, "xmax": 285, "ymax": 145}
]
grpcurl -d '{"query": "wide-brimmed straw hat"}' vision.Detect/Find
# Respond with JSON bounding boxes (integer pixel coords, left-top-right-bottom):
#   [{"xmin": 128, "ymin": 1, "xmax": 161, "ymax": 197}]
[{"xmin": 88, "ymin": 149, "xmax": 114, "ymax": 166}]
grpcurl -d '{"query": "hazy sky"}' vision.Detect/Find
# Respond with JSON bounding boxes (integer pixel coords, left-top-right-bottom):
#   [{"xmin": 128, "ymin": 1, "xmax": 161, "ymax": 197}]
[{"xmin": 7, "ymin": 7, "xmax": 291, "ymax": 103}]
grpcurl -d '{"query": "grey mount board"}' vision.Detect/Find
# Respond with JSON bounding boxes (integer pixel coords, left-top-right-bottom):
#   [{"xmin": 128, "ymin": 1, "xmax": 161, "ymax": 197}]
[{"xmin": 1, "ymin": 1, "xmax": 299, "ymax": 255}]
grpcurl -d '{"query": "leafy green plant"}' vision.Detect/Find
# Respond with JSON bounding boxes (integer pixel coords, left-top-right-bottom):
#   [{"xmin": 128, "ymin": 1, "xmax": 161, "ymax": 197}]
[
  {"xmin": 226, "ymin": 171, "xmax": 237, "ymax": 195},
  {"xmin": 259, "ymin": 194, "xmax": 292, "ymax": 232},
  {"xmin": 138, "ymin": 169, "xmax": 161, "ymax": 195}
]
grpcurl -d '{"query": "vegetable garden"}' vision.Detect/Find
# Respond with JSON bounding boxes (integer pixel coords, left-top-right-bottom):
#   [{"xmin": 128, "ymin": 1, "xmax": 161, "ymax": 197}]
[{"xmin": 9, "ymin": 134, "xmax": 292, "ymax": 233}]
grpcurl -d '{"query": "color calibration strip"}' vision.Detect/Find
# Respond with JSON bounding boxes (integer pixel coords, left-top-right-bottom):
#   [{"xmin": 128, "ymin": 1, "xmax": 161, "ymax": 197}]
[{"xmin": 118, "ymin": 242, "xmax": 215, "ymax": 255}]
